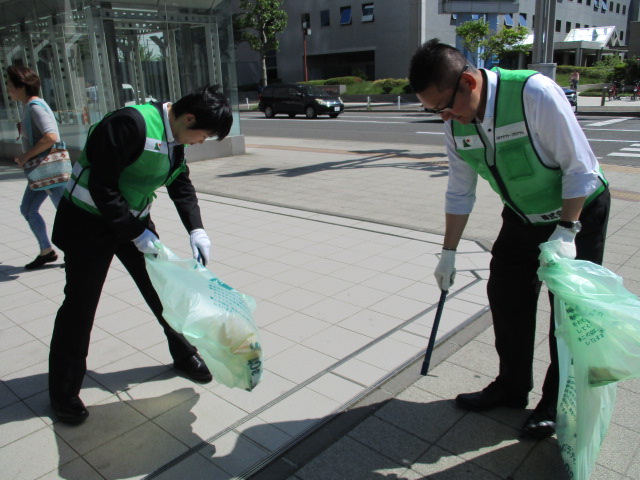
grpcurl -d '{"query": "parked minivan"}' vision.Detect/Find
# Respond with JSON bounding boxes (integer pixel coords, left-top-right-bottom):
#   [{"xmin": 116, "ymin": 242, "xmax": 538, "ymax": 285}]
[{"xmin": 258, "ymin": 84, "xmax": 344, "ymax": 119}]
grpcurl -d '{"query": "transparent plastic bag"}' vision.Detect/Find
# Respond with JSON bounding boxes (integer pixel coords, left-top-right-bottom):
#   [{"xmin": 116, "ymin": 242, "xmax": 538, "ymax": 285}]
[
  {"xmin": 145, "ymin": 242, "xmax": 262, "ymax": 391},
  {"xmin": 538, "ymin": 241, "xmax": 640, "ymax": 479}
]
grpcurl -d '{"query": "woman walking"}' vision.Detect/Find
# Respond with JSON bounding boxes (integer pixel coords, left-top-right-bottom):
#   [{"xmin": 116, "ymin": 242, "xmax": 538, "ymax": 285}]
[{"xmin": 7, "ymin": 65, "xmax": 65, "ymax": 269}]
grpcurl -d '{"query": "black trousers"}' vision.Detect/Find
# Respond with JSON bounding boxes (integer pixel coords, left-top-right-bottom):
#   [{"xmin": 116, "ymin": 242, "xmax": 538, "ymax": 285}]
[
  {"xmin": 487, "ymin": 189, "xmax": 610, "ymax": 407},
  {"xmin": 49, "ymin": 198, "xmax": 196, "ymax": 401}
]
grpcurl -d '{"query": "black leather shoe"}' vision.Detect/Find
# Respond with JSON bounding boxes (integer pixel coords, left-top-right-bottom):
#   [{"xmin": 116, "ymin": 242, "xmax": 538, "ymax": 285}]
[
  {"xmin": 523, "ymin": 403, "xmax": 557, "ymax": 439},
  {"xmin": 455, "ymin": 382, "xmax": 528, "ymax": 412},
  {"xmin": 174, "ymin": 353, "xmax": 213, "ymax": 383},
  {"xmin": 25, "ymin": 251, "xmax": 58, "ymax": 270},
  {"xmin": 51, "ymin": 396, "xmax": 89, "ymax": 424}
]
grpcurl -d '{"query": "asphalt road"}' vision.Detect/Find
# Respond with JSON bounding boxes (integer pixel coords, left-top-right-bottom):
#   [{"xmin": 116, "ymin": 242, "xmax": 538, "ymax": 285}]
[{"xmin": 239, "ymin": 111, "xmax": 640, "ymax": 167}]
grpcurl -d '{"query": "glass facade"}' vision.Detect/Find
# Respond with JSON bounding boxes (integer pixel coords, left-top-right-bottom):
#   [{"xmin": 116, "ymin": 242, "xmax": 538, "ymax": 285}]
[{"xmin": 0, "ymin": 0, "xmax": 240, "ymax": 157}]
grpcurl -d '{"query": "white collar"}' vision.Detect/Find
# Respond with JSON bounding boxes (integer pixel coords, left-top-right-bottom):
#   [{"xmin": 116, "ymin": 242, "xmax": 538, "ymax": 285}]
[{"xmin": 162, "ymin": 102, "xmax": 176, "ymax": 144}]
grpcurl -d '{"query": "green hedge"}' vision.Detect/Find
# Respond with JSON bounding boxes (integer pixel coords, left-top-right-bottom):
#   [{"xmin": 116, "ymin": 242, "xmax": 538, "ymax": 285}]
[{"xmin": 325, "ymin": 76, "xmax": 363, "ymax": 85}]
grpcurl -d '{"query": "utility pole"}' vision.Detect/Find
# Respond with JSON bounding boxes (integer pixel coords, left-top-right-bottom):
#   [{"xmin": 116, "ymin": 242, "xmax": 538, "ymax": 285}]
[
  {"xmin": 302, "ymin": 14, "xmax": 311, "ymax": 82},
  {"xmin": 530, "ymin": 0, "xmax": 557, "ymax": 79}
]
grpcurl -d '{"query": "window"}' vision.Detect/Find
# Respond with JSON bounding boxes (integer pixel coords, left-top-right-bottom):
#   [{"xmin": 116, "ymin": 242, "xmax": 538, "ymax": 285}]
[
  {"xmin": 566, "ymin": 21, "xmax": 572, "ymax": 33},
  {"xmin": 519, "ymin": 13, "xmax": 527, "ymax": 27},
  {"xmin": 623, "ymin": 5, "xmax": 626, "ymax": 14},
  {"xmin": 620, "ymin": 31, "xmax": 624, "ymax": 41},
  {"xmin": 340, "ymin": 6, "xmax": 352, "ymax": 25},
  {"xmin": 586, "ymin": 0, "xmax": 591, "ymax": 5},
  {"xmin": 362, "ymin": 3, "xmax": 374, "ymax": 22},
  {"xmin": 556, "ymin": 19, "xmax": 561, "ymax": 32},
  {"xmin": 504, "ymin": 14, "xmax": 513, "ymax": 27},
  {"xmin": 577, "ymin": 23, "xmax": 582, "ymax": 28},
  {"xmin": 594, "ymin": 0, "xmax": 599, "ymax": 9},
  {"xmin": 320, "ymin": 10, "xmax": 330, "ymax": 27},
  {"xmin": 617, "ymin": 3, "xmax": 620, "ymax": 13},
  {"xmin": 602, "ymin": 0, "xmax": 608, "ymax": 11}
]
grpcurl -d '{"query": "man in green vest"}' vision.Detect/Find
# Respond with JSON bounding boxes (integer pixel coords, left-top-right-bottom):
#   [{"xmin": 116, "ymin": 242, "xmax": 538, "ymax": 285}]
[
  {"xmin": 408, "ymin": 40, "xmax": 610, "ymax": 440},
  {"xmin": 49, "ymin": 86, "xmax": 233, "ymax": 424}
]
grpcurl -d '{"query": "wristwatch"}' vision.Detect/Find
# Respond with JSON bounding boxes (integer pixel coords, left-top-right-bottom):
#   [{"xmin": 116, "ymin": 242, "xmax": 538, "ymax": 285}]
[{"xmin": 558, "ymin": 220, "xmax": 582, "ymax": 233}]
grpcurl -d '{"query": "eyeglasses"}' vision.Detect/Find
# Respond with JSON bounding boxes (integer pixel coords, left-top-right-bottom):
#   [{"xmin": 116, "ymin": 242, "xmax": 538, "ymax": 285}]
[{"xmin": 424, "ymin": 65, "xmax": 469, "ymax": 114}]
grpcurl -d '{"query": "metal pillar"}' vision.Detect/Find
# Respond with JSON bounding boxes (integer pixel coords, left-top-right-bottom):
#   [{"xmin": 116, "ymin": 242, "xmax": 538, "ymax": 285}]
[
  {"xmin": 84, "ymin": 6, "xmax": 115, "ymax": 117},
  {"xmin": 207, "ymin": 21, "xmax": 223, "ymax": 87}
]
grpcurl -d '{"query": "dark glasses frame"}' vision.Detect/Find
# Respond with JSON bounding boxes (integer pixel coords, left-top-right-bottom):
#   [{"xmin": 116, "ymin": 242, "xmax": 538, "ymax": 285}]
[{"xmin": 424, "ymin": 64, "xmax": 469, "ymax": 114}]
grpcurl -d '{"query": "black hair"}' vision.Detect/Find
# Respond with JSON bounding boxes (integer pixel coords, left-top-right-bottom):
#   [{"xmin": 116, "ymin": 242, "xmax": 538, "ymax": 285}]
[
  {"xmin": 408, "ymin": 38, "xmax": 471, "ymax": 94},
  {"xmin": 172, "ymin": 85, "xmax": 233, "ymax": 140},
  {"xmin": 7, "ymin": 65, "xmax": 41, "ymax": 97}
]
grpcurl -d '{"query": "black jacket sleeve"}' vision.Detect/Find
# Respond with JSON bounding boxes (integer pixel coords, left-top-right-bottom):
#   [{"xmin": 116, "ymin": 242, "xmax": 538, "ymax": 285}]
[{"xmin": 166, "ymin": 144, "xmax": 204, "ymax": 233}]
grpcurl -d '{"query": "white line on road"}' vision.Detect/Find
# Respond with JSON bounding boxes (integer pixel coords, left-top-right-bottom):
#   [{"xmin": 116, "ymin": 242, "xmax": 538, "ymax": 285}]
[
  {"xmin": 608, "ymin": 152, "xmax": 640, "ymax": 157},
  {"xmin": 585, "ymin": 118, "xmax": 629, "ymax": 127},
  {"xmin": 587, "ymin": 138, "xmax": 638, "ymax": 142}
]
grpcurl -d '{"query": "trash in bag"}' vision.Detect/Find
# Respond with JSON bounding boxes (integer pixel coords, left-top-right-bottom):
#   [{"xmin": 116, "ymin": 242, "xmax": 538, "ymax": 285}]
[
  {"xmin": 145, "ymin": 242, "xmax": 262, "ymax": 391},
  {"xmin": 538, "ymin": 240, "xmax": 640, "ymax": 480}
]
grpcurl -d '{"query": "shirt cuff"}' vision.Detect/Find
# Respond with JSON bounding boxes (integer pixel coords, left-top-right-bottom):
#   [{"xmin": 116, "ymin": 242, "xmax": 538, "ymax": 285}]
[{"xmin": 562, "ymin": 172, "xmax": 601, "ymax": 199}]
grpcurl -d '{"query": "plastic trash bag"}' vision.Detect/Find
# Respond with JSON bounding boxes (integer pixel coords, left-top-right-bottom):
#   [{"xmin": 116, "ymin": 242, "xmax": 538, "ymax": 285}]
[
  {"xmin": 145, "ymin": 242, "xmax": 262, "ymax": 391},
  {"xmin": 538, "ymin": 240, "xmax": 640, "ymax": 480}
]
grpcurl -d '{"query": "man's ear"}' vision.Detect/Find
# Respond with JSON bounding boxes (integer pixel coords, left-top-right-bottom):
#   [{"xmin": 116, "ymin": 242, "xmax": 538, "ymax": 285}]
[
  {"xmin": 184, "ymin": 113, "xmax": 196, "ymax": 126},
  {"xmin": 462, "ymin": 72, "xmax": 478, "ymax": 91}
]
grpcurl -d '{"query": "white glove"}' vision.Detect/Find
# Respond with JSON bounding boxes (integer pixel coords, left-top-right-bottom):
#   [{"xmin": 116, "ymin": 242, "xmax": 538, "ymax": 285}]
[
  {"xmin": 190, "ymin": 228, "xmax": 211, "ymax": 266},
  {"xmin": 434, "ymin": 248, "xmax": 456, "ymax": 291},
  {"xmin": 133, "ymin": 229, "xmax": 160, "ymax": 254},
  {"xmin": 546, "ymin": 225, "xmax": 577, "ymax": 260}
]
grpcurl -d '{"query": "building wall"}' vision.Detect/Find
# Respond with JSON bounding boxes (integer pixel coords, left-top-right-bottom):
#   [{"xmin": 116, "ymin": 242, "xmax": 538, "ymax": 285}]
[
  {"xmin": 553, "ymin": 0, "xmax": 631, "ymax": 43},
  {"xmin": 235, "ymin": 0, "xmax": 636, "ymax": 87}
]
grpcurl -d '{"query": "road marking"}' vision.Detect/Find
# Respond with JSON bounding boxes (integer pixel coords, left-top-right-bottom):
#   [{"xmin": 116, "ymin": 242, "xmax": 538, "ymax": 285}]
[
  {"xmin": 416, "ymin": 132, "xmax": 445, "ymax": 135},
  {"xmin": 588, "ymin": 138, "xmax": 637, "ymax": 142},
  {"xmin": 608, "ymin": 152, "xmax": 640, "ymax": 157},
  {"xmin": 585, "ymin": 118, "xmax": 629, "ymax": 127},
  {"xmin": 620, "ymin": 148, "xmax": 640, "ymax": 152}
]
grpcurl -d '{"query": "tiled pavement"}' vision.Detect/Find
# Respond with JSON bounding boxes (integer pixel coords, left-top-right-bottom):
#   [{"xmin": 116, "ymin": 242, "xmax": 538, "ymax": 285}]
[{"xmin": 2, "ymin": 107, "xmax": 640, "ymax": 479}]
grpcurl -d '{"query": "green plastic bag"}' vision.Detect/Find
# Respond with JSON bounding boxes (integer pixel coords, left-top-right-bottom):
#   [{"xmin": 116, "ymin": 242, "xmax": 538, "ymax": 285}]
[
  {"xmin": 538, "ymin": 241, "xmax": 640, "ymax": 480},
  {"xmin": 145, "ymin": 242, "xmax": 262, "ymax": 391}
]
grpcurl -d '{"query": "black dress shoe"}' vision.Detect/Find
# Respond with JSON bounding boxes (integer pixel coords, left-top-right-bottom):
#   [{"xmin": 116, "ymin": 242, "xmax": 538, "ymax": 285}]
[
  {"xmin": 174, "ymin": 353, "xmax": 213, "ymax": 383},
  {"xmin": 25, "ymin": 251, "xmax": 58, "ymax": 270},
  {"xmin": 455, "ymin": 381, "xmax": 528, "ymax": 412},
  {"xmin": 523, "ymin": 403, "xmax": 557, "ymax": 439},
  {"xmin": 51, "ymin": 396, "xmax": 89, "ymax": 424}
]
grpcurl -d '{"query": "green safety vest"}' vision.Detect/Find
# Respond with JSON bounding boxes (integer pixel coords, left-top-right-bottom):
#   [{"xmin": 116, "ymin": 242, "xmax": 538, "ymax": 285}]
[
  {"xmin": 65, "ymin": 103, "xmax": 186, "ymax": 218},
  {"xmin": 452, "ymin": 68, "xmax": 606, "ymax": 225}
]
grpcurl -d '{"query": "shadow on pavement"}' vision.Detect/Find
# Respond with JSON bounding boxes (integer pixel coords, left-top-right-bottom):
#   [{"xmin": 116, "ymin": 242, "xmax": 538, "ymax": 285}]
[
  {"xmin": 218, "ymin": 150, "xmax": 449, "ymax": 179},
  {"xmin": 2, "ymin": 366, "xmax": 567, "ymax": 479}
]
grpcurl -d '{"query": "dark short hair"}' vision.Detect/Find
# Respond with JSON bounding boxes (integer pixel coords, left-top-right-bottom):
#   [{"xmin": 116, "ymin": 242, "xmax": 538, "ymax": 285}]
[
  {"xmin": 408, "ymin": 38, "xmax": 470, "ymax": 94},
  {"xmin": 7, "ymin": 65, "xmax": 41, "ymax": 97},
  {"xmin": 172, "ymin": 85, "xmax": 233, "ymax": 141}
]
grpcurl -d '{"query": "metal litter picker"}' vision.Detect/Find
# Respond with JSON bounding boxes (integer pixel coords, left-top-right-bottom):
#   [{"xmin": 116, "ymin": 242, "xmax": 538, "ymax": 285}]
[{"xmin": 420, "ymin": 289, "xmax": 448, "ymax": 375}]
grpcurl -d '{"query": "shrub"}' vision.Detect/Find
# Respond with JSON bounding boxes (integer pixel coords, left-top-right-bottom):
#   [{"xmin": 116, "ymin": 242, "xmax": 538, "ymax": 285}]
[
  {"xmin": 300, "ymin": 80, "xmax": 326, "ymax": 86},
  {"xmin": 325, "ymin": 76, "xmax": 363, "ymax": 85}
]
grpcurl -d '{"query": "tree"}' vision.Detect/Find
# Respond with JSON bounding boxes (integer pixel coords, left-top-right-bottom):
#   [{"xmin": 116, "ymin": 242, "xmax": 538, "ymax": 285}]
[
  {"xmin": 456, "ymin": 19, "xmax": 529, "ymax": 66},
  {"xmin": 233, "ymin": 0, "xmax": 288, "ymax": 87},
  {"xmin": 480, "ymin": 26, "xmax": 529, "ymax": 62},
  {"xmin": 456, "ymin": 19, "xmax": 490, "ymax": 65}
]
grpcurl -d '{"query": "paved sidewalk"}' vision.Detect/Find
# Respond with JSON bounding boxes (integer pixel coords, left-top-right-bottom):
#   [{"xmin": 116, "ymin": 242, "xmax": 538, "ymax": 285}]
[{"xmin": 1, "ymin": 111, "xmax": 640, "ymax": 480}]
